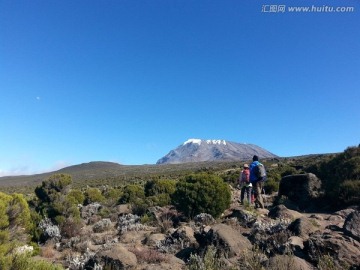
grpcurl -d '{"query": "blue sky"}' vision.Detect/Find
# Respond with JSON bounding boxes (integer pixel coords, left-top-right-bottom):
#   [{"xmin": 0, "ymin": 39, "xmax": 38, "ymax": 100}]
[{"xmin": 1, "ymin": 0, "xmax": 359, "ymax": 176}]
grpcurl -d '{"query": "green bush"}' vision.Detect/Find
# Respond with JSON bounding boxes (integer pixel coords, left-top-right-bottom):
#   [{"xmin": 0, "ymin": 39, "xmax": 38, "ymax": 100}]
[
  {"xmin": 84, "ymin": 188, "xmax": 105, "ymax": 204},
  {"xmin": 34, "ymin": 174, "xmax": 83, "ymax": 233},
  {"xmin": 264, "ymin": 179, "xmax": 279, "ymax": 194},
  {"xmin": 145, "ymin": 179, "xmax": 176, "ymax": 206},
  {"xmin": 120, "ymin": 184, "xmax": 145, "ymax": 204},
  {"xmin": 0, "ymin": 192, "xmax": 44, "ymax": 269},
  {"xmin": 145, "ymin": 179, "xmax": 176, "ymax": 196},
  {"xmin": 67, "ymin": 189, "xmax": 85, "ymax": 205},
  {"xmin": 339, "ymin": 180, "xmax": 360, "ymax": 205},
  {"xmin": 307, "ymin": 145, "xmax": 360, "ymax": 207},
  {"xmin": 35, "ymin": 174, "xmax": 72, "ymax": 203},
  {"xmin": 0, "ymin": 192, "xmax": 12, "ymax": 230},
  {"xmin": 103, "ymin": 187, "xmax": 123, "ymax": 206},
  {"xmin": 172, "ymin": 173, "xmax": 231, "ymax": 219},
  {"xmin": 7, "ymin": 253, "xmax": 64, "ymax": 270}
]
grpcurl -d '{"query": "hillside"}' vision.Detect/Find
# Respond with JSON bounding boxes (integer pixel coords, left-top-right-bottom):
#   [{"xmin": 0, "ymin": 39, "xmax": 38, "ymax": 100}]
[
  {"xmin": 0, "ymin": 153, "xmax": 334, "ymax": 194},
  {"xmin": 0, "ymin": 160, "xmax": 248, "ymax": 192}
]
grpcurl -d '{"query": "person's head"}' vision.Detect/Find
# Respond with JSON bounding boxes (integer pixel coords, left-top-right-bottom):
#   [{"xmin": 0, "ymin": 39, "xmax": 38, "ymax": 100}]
[
  {"xmin": 252, "ymin": 155, "xmax": 259, "ymax": 161},
  {"xmin": 243, "ymin": 164, "xmax": 249, "ymax": 169}
]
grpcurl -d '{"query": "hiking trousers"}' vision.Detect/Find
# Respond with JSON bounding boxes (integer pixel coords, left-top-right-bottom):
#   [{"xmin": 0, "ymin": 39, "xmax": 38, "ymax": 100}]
[
  {"xmin": 253, "ymin": 181, "xmax": 264, "ymax": 208},
  {"xmin": 240, "ymin": 186, "xmax": 252, "ymax": 204}
]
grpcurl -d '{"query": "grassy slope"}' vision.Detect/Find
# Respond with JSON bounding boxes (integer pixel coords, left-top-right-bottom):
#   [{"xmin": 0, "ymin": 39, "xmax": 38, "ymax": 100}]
[{"xmin": 0, "ymin": 154, "xmax": 335, "ymax": 194}]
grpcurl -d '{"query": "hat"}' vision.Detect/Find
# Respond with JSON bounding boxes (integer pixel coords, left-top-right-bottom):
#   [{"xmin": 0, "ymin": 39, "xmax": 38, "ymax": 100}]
[
  {"xmin": 243, "ymin": 164, "xmax": 249, "ymax": 168},
  {"xmin": 253, "ymin": 155, "xmax": 259, "ymax": 161}
]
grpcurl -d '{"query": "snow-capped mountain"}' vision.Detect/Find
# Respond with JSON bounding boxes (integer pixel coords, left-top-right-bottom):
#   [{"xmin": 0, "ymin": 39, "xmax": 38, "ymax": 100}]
[{"xmin": 156, "ymin": 139, "xmax": 277, "ymax": 164}]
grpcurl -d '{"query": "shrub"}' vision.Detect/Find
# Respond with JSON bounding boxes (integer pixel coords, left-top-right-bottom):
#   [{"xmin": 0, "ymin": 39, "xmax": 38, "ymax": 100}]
[
  {"xmin": 172, "ymin": 173, "xmax": 231, "ymax": 219},
  {"xmin": 238, "ymin": 246, "xmax": 267, "ymax": 270},
  {"xmin": 187, "ymin": 245, "xmax": 227, "ymax": 270},
  {"xmin": 0, "ymin": 192, "xmax": 48, "ymax": 269},
  {"xmin": 339, "ymin": 180, "xmax": 360, "ymax": 205},
  {"xmin": 145, "ymin": 179, "xmax": 176, "ymax": 196},
  {"xmin": 60, "ymin": 217, "xmax": 82, "ymax": 238},
  {"xmin": 145, "ymin": 179, "xmax": 176, "ymax": 206},
  {"xmin": 264, "ymin": 179, "xmax": 279, "ymax": 194},
  {"xmin": 0, "ymin": 192, "xmax": 12, "ymax": 230},
  {"xmin": 10, "ymin": 253, "xmax": 64, "ymax": 270},
  {"xmin": 35, "ymin": 174, "xmax": 72, "ymax": 203},
  {"xmin": 307, "ymin": 145, "xmax": 360, "ymax": 207},
  {"xmin": 67, "ymin": 189, "xmax": 85, "ymax": 205},
  {"xmin": 120, "ymin": 184, "xmax": 145, "ymax": 204},
  {"xmin": 103, "ymin": 187, "xmax": 123, "ymax": 206},
  {"xmin": 84, "ymin": 188, "xmax": 105, "ymax": 204}
]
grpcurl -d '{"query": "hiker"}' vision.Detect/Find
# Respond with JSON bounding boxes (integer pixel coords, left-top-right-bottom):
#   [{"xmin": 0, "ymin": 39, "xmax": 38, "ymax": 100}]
[
  {"xmin": 239, "ymin": 164, "xmax": 252, "ymax": 205},
  {"xmin": 249, "ymin": 155, "xmax": 265, "ymax": 209}
]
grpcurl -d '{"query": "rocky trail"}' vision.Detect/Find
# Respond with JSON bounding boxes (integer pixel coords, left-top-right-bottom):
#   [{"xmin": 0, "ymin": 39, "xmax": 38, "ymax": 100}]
[{"xmin": 35, "ymin": 174, "xmax": 360, "ymax": 270}]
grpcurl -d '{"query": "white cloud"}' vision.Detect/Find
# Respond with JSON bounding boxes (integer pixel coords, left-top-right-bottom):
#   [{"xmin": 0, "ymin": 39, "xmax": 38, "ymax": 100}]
[
  {"xmin": 0, "ymin": 161, "xmax": 72, "ymax": 177},
  {"xmin": 0, "ymin": 166, "xmax": 31, "ymax": 177},
  {"xmin": 47, "ymin": 161, "xmax": 71, "ymax": 172}
]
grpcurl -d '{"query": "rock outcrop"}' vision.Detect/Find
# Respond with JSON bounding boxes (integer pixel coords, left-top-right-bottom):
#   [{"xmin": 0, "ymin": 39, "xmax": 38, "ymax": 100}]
[{"xmin": 278, "ymin": 173, "xmax": 323, "ymax": 211}]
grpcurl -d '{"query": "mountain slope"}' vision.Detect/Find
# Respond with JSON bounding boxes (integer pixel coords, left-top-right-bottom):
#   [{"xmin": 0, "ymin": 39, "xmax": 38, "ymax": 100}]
[{"xmin": 157, "ymin": 139, "xmax": 277, "ymax": 164}]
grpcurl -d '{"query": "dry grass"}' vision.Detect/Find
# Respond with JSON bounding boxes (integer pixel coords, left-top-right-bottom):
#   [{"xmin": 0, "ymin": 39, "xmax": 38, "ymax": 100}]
[{"xmin": 40, "ymin": 244, "xmax": 56, "ymax": 258}]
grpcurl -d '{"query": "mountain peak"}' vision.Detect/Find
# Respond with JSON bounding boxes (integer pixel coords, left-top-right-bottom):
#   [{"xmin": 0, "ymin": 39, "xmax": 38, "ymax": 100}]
[
  {"xmin": 157, "ymin": 139, "xmax": 277, "ymax": 164},
  {"xmin": 183, "ymin": 139, "xmax": 227, "ymax": 146}
]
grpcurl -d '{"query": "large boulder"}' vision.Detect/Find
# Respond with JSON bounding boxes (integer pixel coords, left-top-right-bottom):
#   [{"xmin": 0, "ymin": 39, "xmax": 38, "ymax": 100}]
[
  {"xmin": 267, "ymin": 255, "xmax": 314, "ymax": 270},
  {"xmin": 304, "ymin": 231, "xmax": 360, "ymax": 269},
  {"xmin": 278, "ymin": 173, "xmax": 322, "ymax": 211},
  {"xmin": 288, "ymin": 217, "xmax": 320, "ymax": 240},
  {"xmin": 195, "ymin": 223, "xmax": 252, "ymax": 258},
  {"xmin": 98, "ymin": 244, "xmax": 137, "ymax": 270},
  {"xmin": 343, "ymin": 210, "xmax": 360, "ymax": 241},
  {"xmin": 268, "ymin": 204, "xmax": 303, "ymax": 220},
  {"xmin": 157, "ymin": 225, "xmax": 198, "ymax": 256}
]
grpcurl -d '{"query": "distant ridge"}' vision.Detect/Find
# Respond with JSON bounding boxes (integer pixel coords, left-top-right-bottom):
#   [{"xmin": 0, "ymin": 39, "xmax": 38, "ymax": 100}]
[{"xmin": 156, "ymin": 139, "xmax": 277, "ymax": 164}]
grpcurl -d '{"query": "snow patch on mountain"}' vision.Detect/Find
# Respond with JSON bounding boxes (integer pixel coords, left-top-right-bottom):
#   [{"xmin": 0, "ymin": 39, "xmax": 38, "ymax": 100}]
[
  {"xmin": 183, "ymin": 139, "xmax": 202, "ymax": 145},
  {"xmin": 206, "ymin": 140, "xmax": 226, "ymax": 145}
]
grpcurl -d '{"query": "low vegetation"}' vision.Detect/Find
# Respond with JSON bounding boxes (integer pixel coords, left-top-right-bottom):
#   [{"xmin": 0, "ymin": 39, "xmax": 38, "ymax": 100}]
[{"xmin": 0, "ymin": 145, "xmax": 358, "ymax": 269}]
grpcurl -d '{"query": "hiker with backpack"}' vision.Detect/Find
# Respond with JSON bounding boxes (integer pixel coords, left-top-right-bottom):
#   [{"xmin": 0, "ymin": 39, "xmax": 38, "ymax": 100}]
[
  {"xmin": 239, "ymin": 164, "xmax": 252, "ymax": 205},
  {"xmin": 249, "ymin": 155, "xmax": 266, "ymax": 209}
]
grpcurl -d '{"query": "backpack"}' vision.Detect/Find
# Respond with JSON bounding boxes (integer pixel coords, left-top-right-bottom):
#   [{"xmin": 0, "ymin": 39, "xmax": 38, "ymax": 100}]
[{"xmin": 254, "ymin": 163, "xmax": 266, "ymax": 180}]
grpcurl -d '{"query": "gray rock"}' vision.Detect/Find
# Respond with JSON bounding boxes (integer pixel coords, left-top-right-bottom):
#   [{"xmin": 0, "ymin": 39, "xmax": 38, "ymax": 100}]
[
  {"xmin": 305, "ymin": 231, "xmax": 360, "ymax": 269},
  {"xmin": 157, "ymin": 225, "xmax": 198, "ymax": 254},
  {"xmin": 288, "ymin": 217, "xmax": 319, "ymax": 240},
  {"xmin": 278, "ymin": 173, "xmax": 323, "ymax": 211},
  {"xmin": 268, "ymin": 204, "xmax": 303, "ymax": 220},
  {"xmin": 343, "ymin": 210, "xmax": 360, "ymax": 241},
  {"xmin": 196, "ymin": 223, "xmax": 252, "ymax": 258},
  {"xmin": 145, "ymin": 233, "xmax": 167, "ymax": 247},
  {"xmin": 98, "ymin": 244, "xmax": 137, "ymax": 270},
  {"xmin": 267, "ymin": 255, "xmax": 315, "ymax": 270}
]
